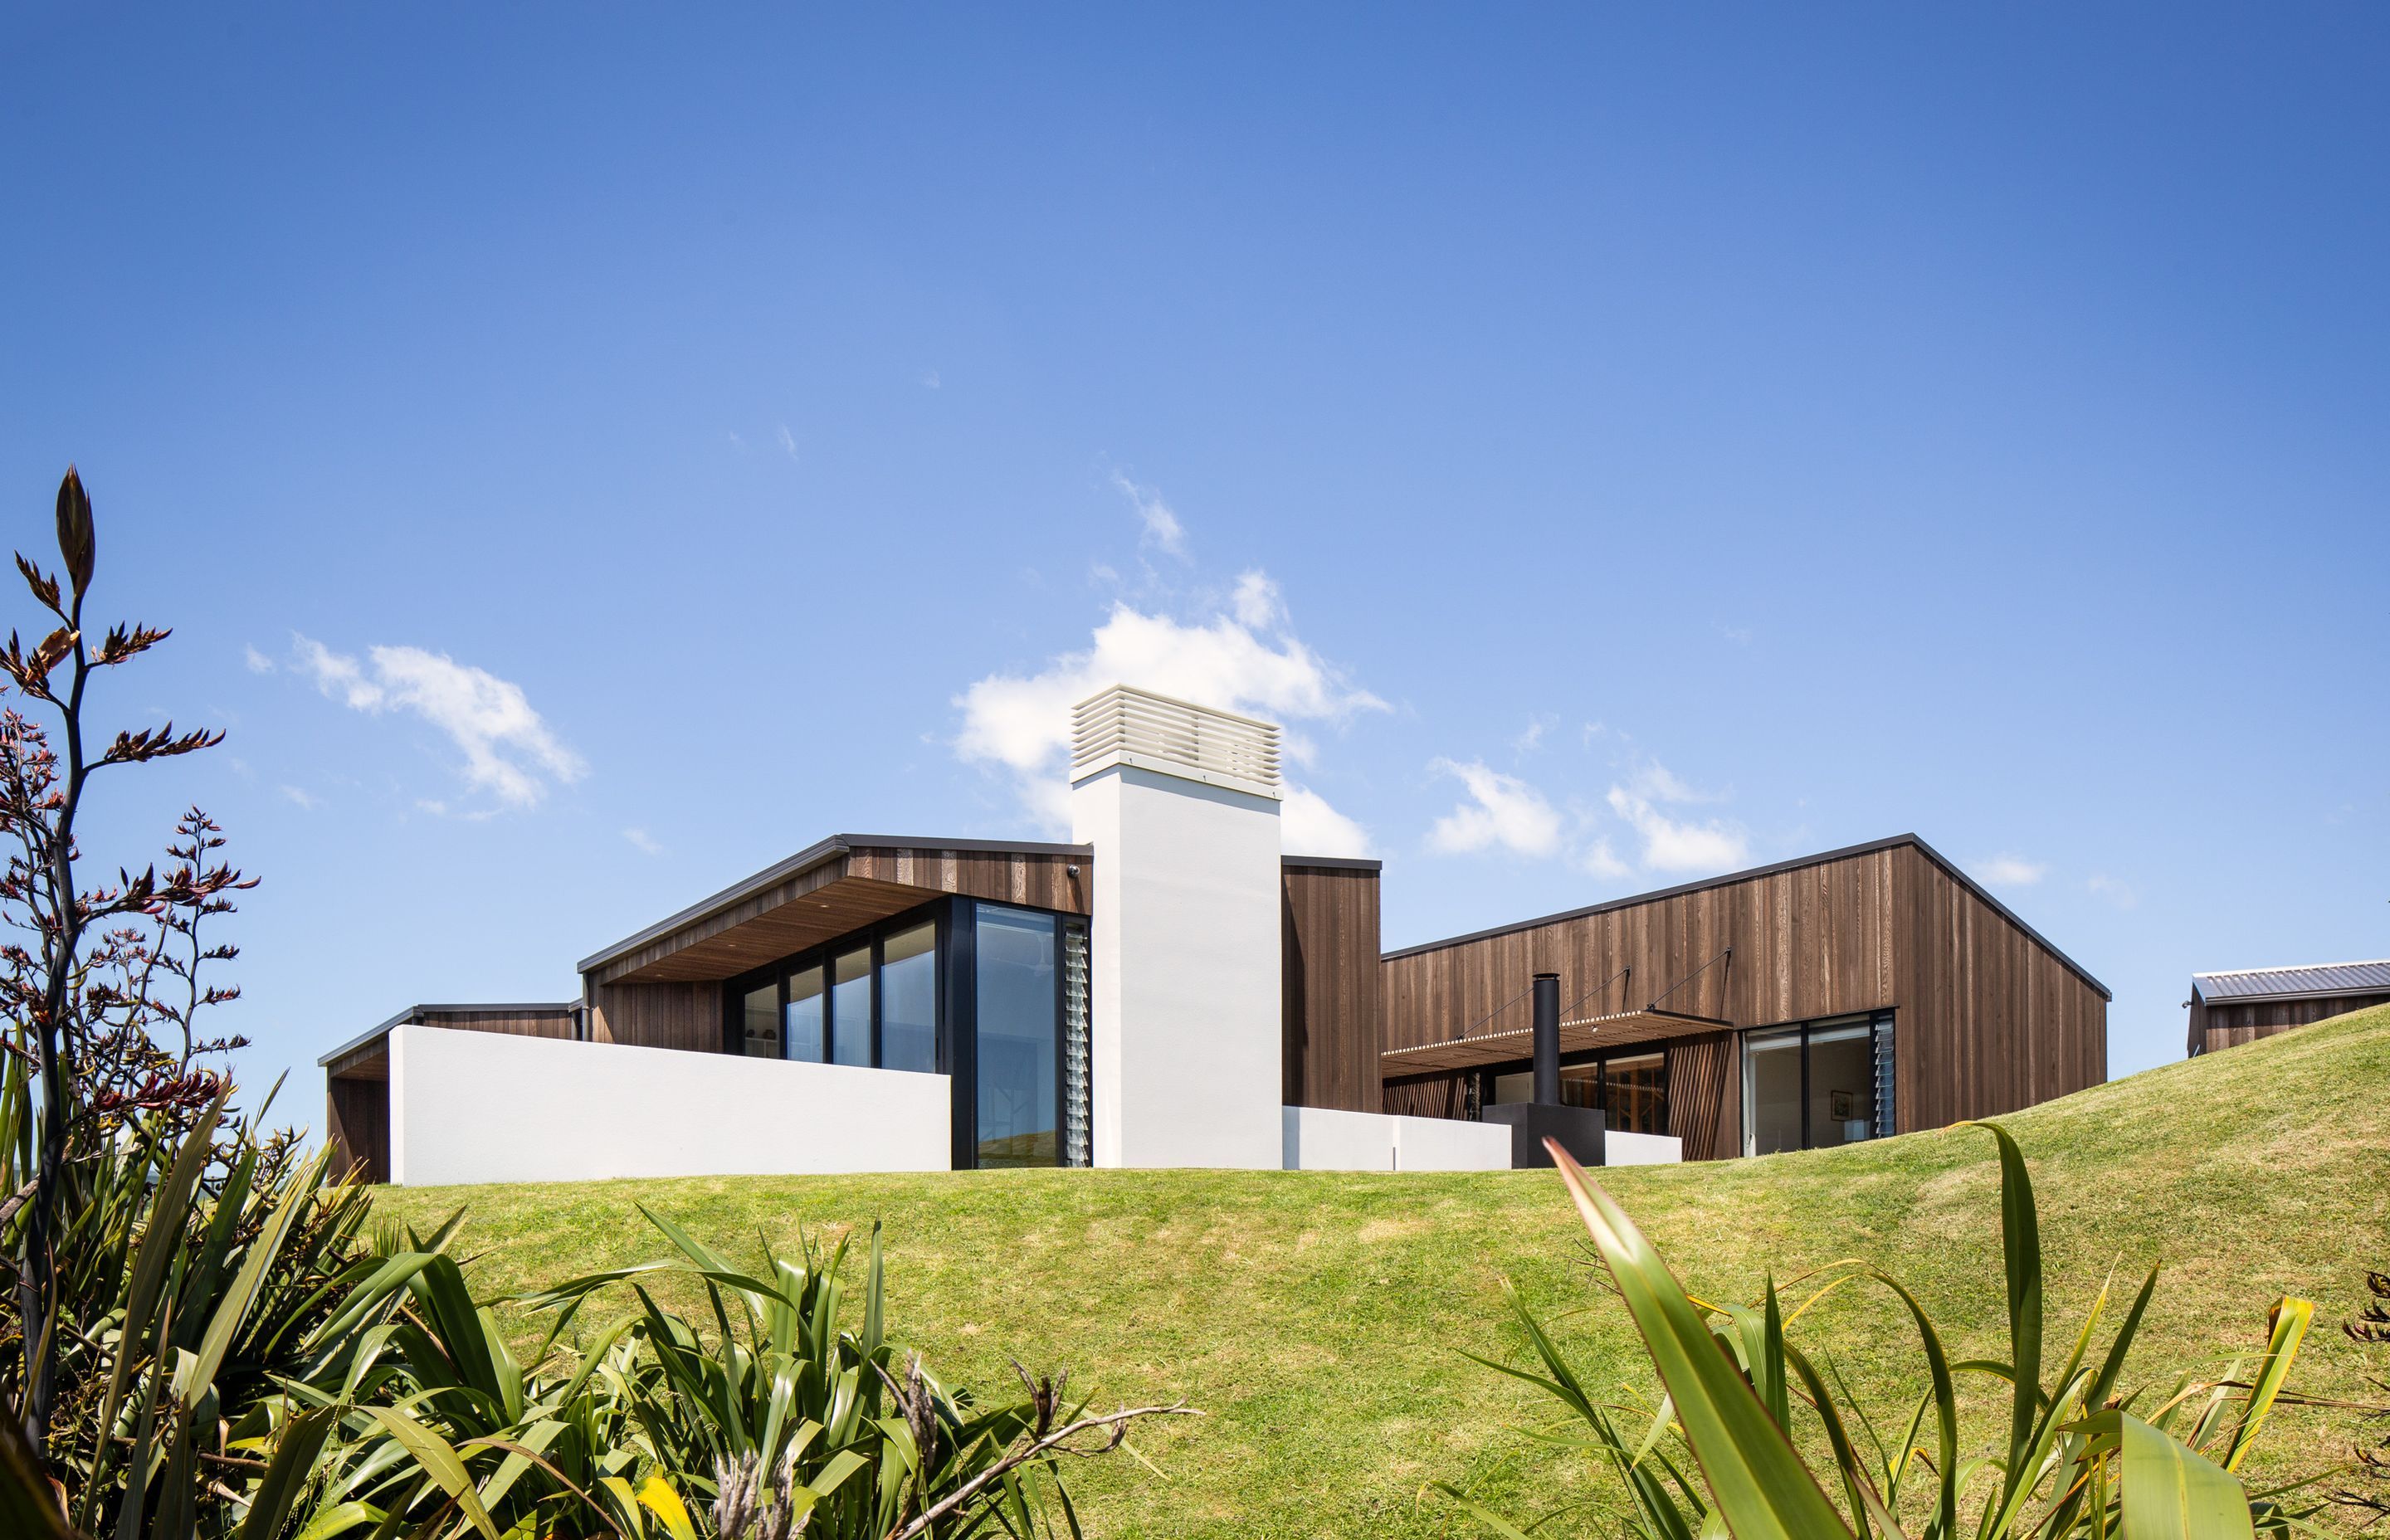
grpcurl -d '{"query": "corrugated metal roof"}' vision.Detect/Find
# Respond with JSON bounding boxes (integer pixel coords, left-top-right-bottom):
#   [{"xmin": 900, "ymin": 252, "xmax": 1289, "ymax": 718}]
[{"xmin": 2192, "ymin": 960, "xmax": 2390, "ymax": 1002}]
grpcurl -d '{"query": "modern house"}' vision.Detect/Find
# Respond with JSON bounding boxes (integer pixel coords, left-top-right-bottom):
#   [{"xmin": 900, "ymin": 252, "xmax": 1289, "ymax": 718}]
[
  {"xmin": 2185, "ymin": 959, "xmax": 2390, "ymax": 1056},
  {"xmin": 323, "ymin": 686, "xmax": 2111, "ymax": 1185}
]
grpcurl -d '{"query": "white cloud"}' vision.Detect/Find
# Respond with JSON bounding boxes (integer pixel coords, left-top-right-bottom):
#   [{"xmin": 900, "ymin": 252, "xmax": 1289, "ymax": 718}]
[
  {"xmin": 1574, "ymin": 836, "xmax": 1631, "ymax": 880},
  {"xmin": 2087, "ymin": 873, "xmax": 2139, "ymax": 909},
  {"xmin": 1976, "ymin": 855, "xmax": 2047, "ymax": 887},
  {"xmin": 1512, "ymin": 714, "xmax": 1558, "ymax": 756},
  {"xmin": 622, "ymin": 826, "xmax": 665, "ymax": 856},
  {"xmin": 1283, "ymin": 786, "xmax": 1373, "ymax": 858},
  {"xmin": 293, "ymin": 635, "xmax": 587, "ymax": 809},
  {"xmin": 1230, "ymin": 570, "xmax": 1280, "ymax": 629},
  {"xmin": 1427, "ymin": 759, "xmax": 1564, "ymax": 859},
  {"xmin": 954, "ymin": 583, "xmax": 1383, "ymax": 840},
  {"xmin": 277, "ymin": 784, "xmax": 319, "ymax": 810},
  {"xmin": 922, "ymin": 369, "xmax": 942, "ymax": 389},
  {"xmin": 1605, "ymin": 784, "xmax": 1749, "ymax": 874},
  {"xmin": 1112, "ymin": 472, "xmax": 1188, "ymax": 560},
  {"xmin": 244, "ymin": 645, "xmax": 276, "ymax": 675},
  {"xmin": 775, "ymin": 425, "xmax": 799, "ymax": 461}
]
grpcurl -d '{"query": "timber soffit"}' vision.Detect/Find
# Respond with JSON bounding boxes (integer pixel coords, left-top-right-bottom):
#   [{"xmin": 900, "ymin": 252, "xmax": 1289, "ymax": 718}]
[
  {"xmin": 573, "ymin": 833, "xmax": 1096, "ymax": 977},
  {"xmin": 315, "ymin": 1001, "xmax": 578, "ymax": 1067},
  {"xmin": 1381, "ymin": 832, "xmax": 2114, "ymax": 1002}
]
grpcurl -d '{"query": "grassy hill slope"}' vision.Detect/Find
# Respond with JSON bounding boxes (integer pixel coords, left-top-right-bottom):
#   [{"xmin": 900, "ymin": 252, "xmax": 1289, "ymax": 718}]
[{"xmin": 377, "ymin": 1005, "xmax": 2390, "ymax": 1537}]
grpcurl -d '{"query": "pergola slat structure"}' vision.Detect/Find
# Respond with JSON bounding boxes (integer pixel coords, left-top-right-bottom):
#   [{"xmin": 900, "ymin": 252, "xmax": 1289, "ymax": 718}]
[{"xmin": 1378, "ymin": 1006, "xmax": 1732, "ymax": 1077}]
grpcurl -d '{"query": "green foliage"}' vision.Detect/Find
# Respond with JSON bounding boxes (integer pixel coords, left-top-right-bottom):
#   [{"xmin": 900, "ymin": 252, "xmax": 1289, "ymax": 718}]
[
  {"xmin": 0, "ymin": 1070, "xmax": 1155, "ymax": 1537},
  {"xmin": 1446, "ymin": 1123, "xmax": 2323, "ymax": 1538}
]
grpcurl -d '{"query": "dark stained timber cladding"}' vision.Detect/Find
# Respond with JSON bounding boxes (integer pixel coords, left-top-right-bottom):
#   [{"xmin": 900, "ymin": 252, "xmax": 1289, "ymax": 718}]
[
  {"xmin": 2191, "ymin": 992, "xmax": 2390, "ymax": 1056},
  {"xmin": 1281, "ymin": 863, "xmax": 1383, "ymax": 1113},
  {"xmin": 1381, "ymin": 839, "xmax": 2108, "ymax": 1146}
]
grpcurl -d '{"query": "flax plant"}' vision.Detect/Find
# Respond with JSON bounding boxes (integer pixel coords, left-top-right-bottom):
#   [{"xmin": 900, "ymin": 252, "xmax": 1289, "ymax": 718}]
[{"xmin": 1447, "ymin": 1123, "xmax": 2320, "ymax": 1539}]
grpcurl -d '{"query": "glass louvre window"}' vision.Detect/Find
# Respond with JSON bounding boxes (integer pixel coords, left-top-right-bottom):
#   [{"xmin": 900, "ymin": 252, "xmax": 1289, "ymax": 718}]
[
  {"xmin": 740, "ymin": 982, "xmax": 779, "ymax": 1058},
  {"xmin": 1744, "ymin": 1027, "xmax": 1804, "ymax": 1156},
  {"xmin": 1605, "ymin": 1054, "xmax": 1667, "ymax": 1137},
  {"xmin": 974, "ymin": 904, "xmax": 1060, "ymax": 1168},
  {"xmin": 830, "ymin": 948, "xmax": 873, "ymax": 1066},
  {"xmin": 879, "ymin": 923, "xmax": 938, "ymax": 1074},
  {"xmin": 1807, "ymin": 1021, "xmax": 1875, "ymax": 1148},
  {"xmin": 1061, "ymin": 919, "xmax": 1091, "ymax": 1167},
  {"xmin": 784, "ymin": 965, "xmax": 825, "ymax": 1063}
]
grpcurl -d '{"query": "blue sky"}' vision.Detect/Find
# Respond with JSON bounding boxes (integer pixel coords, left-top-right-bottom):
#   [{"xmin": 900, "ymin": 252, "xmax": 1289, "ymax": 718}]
[{"xmin": 2, "ymin": 5, "xmax": 2383, "ymax": 1112}]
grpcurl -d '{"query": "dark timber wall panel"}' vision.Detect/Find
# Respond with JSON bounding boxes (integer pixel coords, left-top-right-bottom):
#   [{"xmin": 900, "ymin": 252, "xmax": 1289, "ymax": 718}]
[
  {"xmin": 1892, "ymin": 845, "xmax": 2107, "ymax": 1132},
  {"xmin": 2190, "ymin": 993, "xmax": 2390, "ymax": 1056},
  {"xmin": 594, "ymin": 846, "xmax": 1090, "ymax": 987},
  {"xmin": 1664, "ymin": 1032, "xmax": 1736, "ymax": 1162},
  {"xmin": 1381, "ymin": 846, "xmax": 1902, "ymax": 1126},
  {"xmin": 591, "ymin": 981, "xmax": 724, "ymax": 1052},
  {"xmin": 326, "ymin": 1078, "xmax": 388, "ymax": 1184},
  {"xmin": 1281, "ymin": 862, "xmax": 1383, "ymax": 1113},
  {"xmin": 417, "ymin": 1008, "xmax": 574, "ymax": 1039}
]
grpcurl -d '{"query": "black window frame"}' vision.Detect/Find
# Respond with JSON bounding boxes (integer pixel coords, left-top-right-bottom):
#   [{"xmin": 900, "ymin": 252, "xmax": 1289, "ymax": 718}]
[
  {"xmin": 720, "ymin": 897, "xmax": 954, "ymax": 1073},
  {"xmin": 1740, "ymin": 1009, "xmax": 1896, "ymax": 1155}
]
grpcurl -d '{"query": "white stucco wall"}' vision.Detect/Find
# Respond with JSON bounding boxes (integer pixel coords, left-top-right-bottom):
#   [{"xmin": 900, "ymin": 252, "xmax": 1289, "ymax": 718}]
[
  {"xmin": 1280, "ymin": 1105, "xmax": 1513, "ymax": 1172},
  {"xmin": 1601, "ymin": 1129, "xmax": 1683, "ymax": 1166},
  {"xmin": 387, "ymin": 1025, "xmax": 950, "ymax": 1187},
  {"xmin": 1071, "ymin": 763, "xmax": 1284, "ymax": 1169}
]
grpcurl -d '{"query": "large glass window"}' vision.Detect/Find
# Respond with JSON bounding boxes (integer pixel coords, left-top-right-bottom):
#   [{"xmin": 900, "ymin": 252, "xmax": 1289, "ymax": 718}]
[
  {"xmin": 831, "ymin": 948, "xmax": 873, "ymax": 1066},
  {"xmin": 1743, "ymin": 1013, "xmax": 1894, "ymax": 1154},
  {"xmin": 784, "ymin": 965, "xmax": 824, "ymax": 1063},
  {"xmin": 1807, "ymin": 1021, "xmax": 1875, "ymax": 1149},
  {"xmin": 1488, "ymin": 1052, "xmax": 1666, "ymax": 1133},
  {"xmin": 880, "ymin": 923, "xmax": 938, "ymax": 1074},
  {"xmin": 1744, "ymin": 1027, "xmax": 1803, "ymax": 1155},
  {"xmin": 974, "ymin": 904, "xmax": 1059, "ymax": 1167},
  {"xmin": 740, "ymin": 982, "xmax": 779, "ymax": 1058},
  {"xmin": 1605, "ymin": 1053, "xmax": 1666, "ymax": 1136}
]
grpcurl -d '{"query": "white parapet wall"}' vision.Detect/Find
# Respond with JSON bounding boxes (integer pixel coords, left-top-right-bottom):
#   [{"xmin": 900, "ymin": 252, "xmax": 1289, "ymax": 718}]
[
  {"xmin": 1602, "ymin": 1129, "xmax": 1683, "ymax": 1166},
  {"xmin": 388, "ymin": 1025, "xmax": 950, "ymax": 1186},
  {"xmin": 1281, "ymin": 1105, "xmax": 1513, "ymax": 1172},
  {"xmin": 1071, "ymin": 686, "xmax": 1286, "ymax": 1170}
]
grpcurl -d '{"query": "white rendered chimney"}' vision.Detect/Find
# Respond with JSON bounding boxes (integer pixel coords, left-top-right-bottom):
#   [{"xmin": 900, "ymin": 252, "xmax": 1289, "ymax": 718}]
[{"xmin": 1068, "ymin": 685, "xmax": 1284, "ymax": 1168}]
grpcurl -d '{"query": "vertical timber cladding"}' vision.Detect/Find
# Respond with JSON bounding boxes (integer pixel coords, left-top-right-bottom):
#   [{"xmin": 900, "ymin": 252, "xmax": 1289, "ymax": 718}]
[
  {"xmin": 1893, "ymin": 844, "xmax": 2110, "ymax": 1130},
  {"xmin": 1379, "ymin": 836, "xmax": 2112, "ymax": 1155},
  {"xmin": 1280, "ymin": 858, "xmax": 1385, "ymax": 1114}
]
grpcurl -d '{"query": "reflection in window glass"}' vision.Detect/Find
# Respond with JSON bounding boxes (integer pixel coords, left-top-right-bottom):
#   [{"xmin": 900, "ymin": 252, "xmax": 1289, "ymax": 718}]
[
  {"xmin": 741, "ymin": 982, "xmax": 778, "ymax": 1058},
  {"xmin": 784, "ymin": 966, "xmax": 824, "ymax": 1064},
  {"xmin": 974, "ymin": 904, "xmax": 1057, "ymax": 1167},
  {"xmin": 1744, "ymin": 1028, "xmax": 1803, "ymax": 1155},
  {"xmin": 1606, "ymin": 1053, "xmax": 1666, "ymax": 1136},
  {"xmin": 831, "ymin": 948, "xmax": 872, "ymax": 1066},
  {"xmin": 879, "ymin": 923, "xmax": 938, "ymax": 1074},
  {"xmin": 1807, "ymin": 1021, "xmax": 1875, "ymax": 1148}
]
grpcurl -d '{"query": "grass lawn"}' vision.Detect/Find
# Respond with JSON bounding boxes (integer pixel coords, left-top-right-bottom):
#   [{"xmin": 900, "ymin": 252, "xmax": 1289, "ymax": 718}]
[{"xmin": 375, "ymin": 1005, "xmax": 2390, "ymax": 1537}]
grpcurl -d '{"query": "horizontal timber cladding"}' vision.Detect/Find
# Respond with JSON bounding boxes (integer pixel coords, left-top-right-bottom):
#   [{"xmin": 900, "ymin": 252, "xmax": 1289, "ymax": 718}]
[
  {"xmin": 1280, "ymin": 860, "xmax": 1384, "ymax": 1113},
  {"xmin": 588, "ymin": 981, "xmax": 724, "ymax": 1053},
  {"xmin": 1891, "ymin": 843, "xmax": 2108, "ymax": 1131},
  {"xmin": 2190, "ymin": 992, "xmax": 2390, "ymax": 1056},
  {"xmin": 586, "ymin": 838, "xmax": 1091, "ymax": 987}
]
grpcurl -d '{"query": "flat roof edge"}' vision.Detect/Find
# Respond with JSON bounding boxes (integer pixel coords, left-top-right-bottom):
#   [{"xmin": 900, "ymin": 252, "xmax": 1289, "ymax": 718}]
[
  {"xmin": 1382, "ymin": 833, "xmax": 2112, "ymax": 1001},
  {"xmin": 1282, "ymin": 854, "xmax": 1383, "ymax": 871}
]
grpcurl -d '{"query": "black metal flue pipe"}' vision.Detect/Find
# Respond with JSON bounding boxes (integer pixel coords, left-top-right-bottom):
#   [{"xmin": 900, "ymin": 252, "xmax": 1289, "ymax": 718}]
[{"xmin": 1531, "ymin": 972, "xmax": 1561, "ymax": 1106}]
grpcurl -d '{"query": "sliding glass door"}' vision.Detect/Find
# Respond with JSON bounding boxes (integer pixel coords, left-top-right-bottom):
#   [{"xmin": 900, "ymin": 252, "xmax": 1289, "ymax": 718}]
[{"xmin": 1742, "ymin": 1012, "xmax": 1895, "ymax": 1155}]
